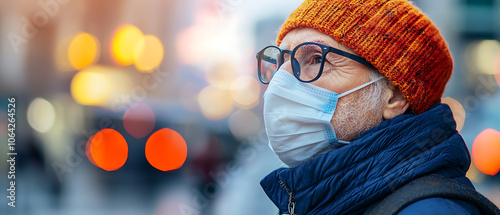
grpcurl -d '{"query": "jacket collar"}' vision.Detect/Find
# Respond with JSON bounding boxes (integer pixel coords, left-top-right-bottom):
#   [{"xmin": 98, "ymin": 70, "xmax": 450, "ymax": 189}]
[{"xmin": 260, "ymin": 104, "xmax": 471, "ymax": 214}]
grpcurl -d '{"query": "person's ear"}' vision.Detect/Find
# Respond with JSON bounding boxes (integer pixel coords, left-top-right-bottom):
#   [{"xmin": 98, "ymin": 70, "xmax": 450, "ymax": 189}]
[{"xmin": 383, "ymin": 85, "xmax": 410, "ymax": 119}]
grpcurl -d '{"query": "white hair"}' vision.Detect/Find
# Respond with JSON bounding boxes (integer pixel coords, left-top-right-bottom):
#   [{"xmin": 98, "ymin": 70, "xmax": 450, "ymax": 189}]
[{"xmin": 368, "ymin": 69, "xmax": 391, "ymax": 93}]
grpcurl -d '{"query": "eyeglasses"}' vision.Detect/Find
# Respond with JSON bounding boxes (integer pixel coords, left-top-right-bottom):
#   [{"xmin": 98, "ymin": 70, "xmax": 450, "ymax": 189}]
[{"xmin": 256, "ymin": 42, "xmax": 376, "ymax": 84}]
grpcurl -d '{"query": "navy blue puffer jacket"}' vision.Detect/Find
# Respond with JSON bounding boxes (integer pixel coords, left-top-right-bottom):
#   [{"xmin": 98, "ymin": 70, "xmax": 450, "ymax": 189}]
[{"xmin": 260, "ymin": 104, "xmax": 484, "ymax": 214}]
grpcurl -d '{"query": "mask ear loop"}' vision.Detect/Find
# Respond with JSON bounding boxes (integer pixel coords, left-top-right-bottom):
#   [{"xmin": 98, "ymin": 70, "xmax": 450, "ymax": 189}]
[
  {"xmin": 333, "ymin": 76, "xmax": 384, "ymax": 145},
  {"xmin": 338, "ymin": 76, "xmax": 383, "ymax": 98},
  {"xmin": 336, "ymin": 140, "xmax": 352, "ymax": 145}
]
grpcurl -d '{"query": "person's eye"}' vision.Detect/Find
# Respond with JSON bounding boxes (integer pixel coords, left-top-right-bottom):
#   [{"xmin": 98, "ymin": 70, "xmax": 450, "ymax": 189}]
[{"xmin": 312, "ymin": 55, "xmax": 323, "ymax": 64}]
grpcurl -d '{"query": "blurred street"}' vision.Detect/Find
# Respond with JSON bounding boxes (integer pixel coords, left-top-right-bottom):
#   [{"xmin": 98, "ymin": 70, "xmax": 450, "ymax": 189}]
[{"xmin": 0, "ymin": 0, "xmax": 499, "ymax": 214}]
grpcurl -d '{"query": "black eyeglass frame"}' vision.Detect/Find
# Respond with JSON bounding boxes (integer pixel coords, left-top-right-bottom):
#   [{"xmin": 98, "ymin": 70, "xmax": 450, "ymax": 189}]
[{"xmin": 256, "ymin": 42, "xmax": 377, "ymax": 84}]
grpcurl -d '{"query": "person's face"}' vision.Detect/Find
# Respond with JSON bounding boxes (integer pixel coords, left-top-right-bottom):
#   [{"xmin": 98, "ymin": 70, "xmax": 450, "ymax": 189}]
[{"xmin": 279, "ymin": 27, "xmax": 385, "ymax": 141}]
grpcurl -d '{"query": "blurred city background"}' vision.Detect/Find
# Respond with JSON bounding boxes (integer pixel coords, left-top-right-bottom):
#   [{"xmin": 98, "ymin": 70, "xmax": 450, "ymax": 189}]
[{"xmin": 0, "ymin": 0, "xmax": 499, "ymax": 214}]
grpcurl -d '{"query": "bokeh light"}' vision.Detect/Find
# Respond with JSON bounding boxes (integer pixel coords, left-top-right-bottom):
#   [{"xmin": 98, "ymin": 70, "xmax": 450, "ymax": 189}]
[
  {"xmin": 89, "ymin": 128, "xmax": 128, "ymax": 171},
  {"xmin": 228, "ymin": 110, "xmax": 261, "ymax": 139},
  {"xmin": 495, "ymin": 53, "xmax": 500, "ymax": 86},
  {"xmin": 476, "ymin": 40, "xmax": 500, "ymax": 75},
  {"xmin": 467, "ymin": 40, "xmax": 500, "ymax": 75},
  {"xmin": 176, "ymin": 24, "xmax": 213, "ymax": 66},
  {"xmin": 197, "ymin": 86, "xmax": 234, "ymax": 120},
  {"xmin": 70, "ymin": 65, "xmax": 132, "ymax": 107},
  {"xmin": 68, "ymin": 32, "xmax": 100, "ymax": 70},
  {"xmin": 230, "ymin": 76, "xmax": 261, "ymax": 109},
  {"xmin": 71, "ymin": 67, "xmax": 110, "ymax": 106},
  {"xmin": 123, "ymin": 102, "xmax": 156, "ymax": 139},
  {"xmin": 441, "ymin": 97, "xmax": 466, "ymax": 132},
  {"xmin": 175, "ymin": 17, "xmax": 239, "ymax": 66},
  {"xmin": 145, "ymin": 128, "xmax": 187, "ymax": 171},
  {"xmin": 134, "ymin": 35, "xmax": 164, "ymax": 72},
  {"xmin": 472, "ymin": 128, "xmax": 500, "ymax": 176},
  {"xmin": 27, "ymin": 98, "xmax": 56, "ymax": 133},
  {"xmin": 206, "ymin": 62, "xmax": 238, "ymax": 89},
  {"xmin": 111, "ymin": 24, "xmax": 144, "ymax": 66}
]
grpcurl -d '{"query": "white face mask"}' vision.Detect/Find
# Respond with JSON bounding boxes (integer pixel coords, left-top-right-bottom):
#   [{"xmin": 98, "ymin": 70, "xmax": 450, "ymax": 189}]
[{"xmin": 263, "ymin": 70, "xmax": 382, "ymax": 167}]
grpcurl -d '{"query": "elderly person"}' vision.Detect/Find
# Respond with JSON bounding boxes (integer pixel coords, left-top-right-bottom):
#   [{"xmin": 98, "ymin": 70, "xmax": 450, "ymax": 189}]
[{"xmin": 256, "ymin": 0, "xmax": 500, "ymax": 214}]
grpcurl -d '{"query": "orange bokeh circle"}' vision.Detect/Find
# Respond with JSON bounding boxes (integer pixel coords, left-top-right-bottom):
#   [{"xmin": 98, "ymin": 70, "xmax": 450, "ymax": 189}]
[
  {"xmin": 89, "ymin": 128, "xmax": 128, "ymax": 171},
  {"xmin": 145, "ymin": 128, "xmax": 187, "ymax": 171},
  {"xmin": 472, "ymin": 128, "xmax": 500, "ymax": 176}
]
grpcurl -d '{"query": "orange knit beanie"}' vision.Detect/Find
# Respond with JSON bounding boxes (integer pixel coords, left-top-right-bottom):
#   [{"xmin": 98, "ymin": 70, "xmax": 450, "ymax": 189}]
[{"xmin": 277, "ymin": 0, "xmax": 453, "ymax": 114}]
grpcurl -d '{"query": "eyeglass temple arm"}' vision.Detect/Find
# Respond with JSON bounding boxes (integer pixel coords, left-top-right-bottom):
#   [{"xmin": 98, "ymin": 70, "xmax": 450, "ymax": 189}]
[{"xmin": 327, "ymin": 47, "xmax": 376, "ymax": 69}]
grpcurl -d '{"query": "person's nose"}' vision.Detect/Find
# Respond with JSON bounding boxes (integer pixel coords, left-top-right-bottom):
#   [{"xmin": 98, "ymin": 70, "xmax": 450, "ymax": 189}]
[{"xmin": 279, "ymin": 60, "xmax": 294, "ymax": 76}]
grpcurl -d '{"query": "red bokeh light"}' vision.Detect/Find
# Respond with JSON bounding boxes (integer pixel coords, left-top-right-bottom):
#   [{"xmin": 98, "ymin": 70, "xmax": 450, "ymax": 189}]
[{"xmin": 145, "ymin": 128, "xmax": 187, "ymax": 171}]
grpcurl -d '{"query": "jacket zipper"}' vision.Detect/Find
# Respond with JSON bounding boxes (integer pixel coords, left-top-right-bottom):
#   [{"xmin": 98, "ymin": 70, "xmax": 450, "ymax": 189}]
[{"xmin": 279, "ymin": 180, "xmax": 296, "ymax": 215}]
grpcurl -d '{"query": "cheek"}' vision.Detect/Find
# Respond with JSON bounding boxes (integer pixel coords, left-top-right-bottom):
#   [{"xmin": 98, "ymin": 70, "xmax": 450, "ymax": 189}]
[
  {"xmin": 308, "ymin": 73, "xmax": 335, "ymax": 91},
  {"xmin": 311, "ymin": 69, "xmax": 359, "ymax": 93},
  {"xmin": 317, "ymin": 62, "xmax": 373, "ymax": 92}
]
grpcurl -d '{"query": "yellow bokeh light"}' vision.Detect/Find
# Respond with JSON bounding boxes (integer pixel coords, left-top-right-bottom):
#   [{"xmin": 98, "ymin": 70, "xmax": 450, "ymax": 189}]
[
  {"xmin": 231, "ymin": 76, "xmax": 261, "ymax": 109},
  {"xmin": 495, "ymin": 53, "xmax": 500, "ymax": 86},
  {"xmin": 197, "ymin": 86, "xmax": 234, "ymax": 120},
  {"xmin": 68, "ymin": 33, "xmax": 99, "ymax": 70},
  {"xmin": 134, "ymin": 35, "xmax": 164, "ymax": 72},
  {"xmin": 27, "ymin": 98, "xmax": 56, "ymax": 133},
  {"xmin": 70, "ymin": 65, "xmax": 133, "ymax": 107},
  {"xmin": 111, "ymin": 24, "xmax": 144, "ymax": 66},
  {"xmin": 474, "ymin": 40, "xmax": 500, "ymax": 75},
  {"xmin": 441, "ymin": 97, "xmax": 466, "ymax": 132},
  {"xmin": 71, "ymin": 68, "xmax": 110, "ymax": 106}
]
